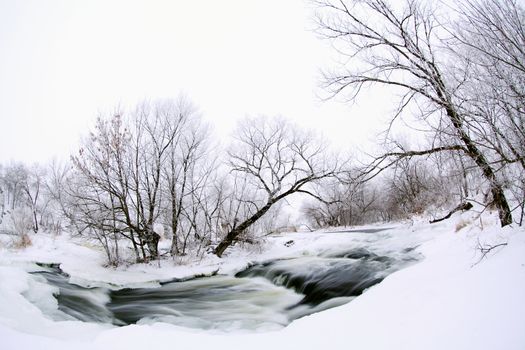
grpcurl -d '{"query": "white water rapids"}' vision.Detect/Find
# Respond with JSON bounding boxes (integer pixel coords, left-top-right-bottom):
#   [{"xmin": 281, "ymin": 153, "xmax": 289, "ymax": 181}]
[{"xmin": 24, "ymin": 230, "xmax": 421, "ymax": 332}]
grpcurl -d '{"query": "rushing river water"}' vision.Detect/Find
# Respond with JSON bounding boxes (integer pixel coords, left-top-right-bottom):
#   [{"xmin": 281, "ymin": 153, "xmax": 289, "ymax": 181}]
[{"xmin": 27, "ymin": 235, "xmax": 420, "ymax": 332}]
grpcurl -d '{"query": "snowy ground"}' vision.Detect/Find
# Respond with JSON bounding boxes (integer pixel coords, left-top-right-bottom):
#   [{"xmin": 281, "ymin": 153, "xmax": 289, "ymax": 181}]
[{"xmin": 1, "ymin": 210, "xmax": 524, "ymax": 350}]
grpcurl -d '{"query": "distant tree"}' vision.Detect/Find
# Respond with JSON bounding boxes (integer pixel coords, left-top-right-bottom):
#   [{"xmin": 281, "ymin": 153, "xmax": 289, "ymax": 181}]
[
  {"xmin": 1, "ymin": 162, "xmax": 27, "ymax": 212},
  {"xmin": 0, "ymin": 161, "xmax": 55, "ymax": 245},
  {"xmin": 301, "ymin": 179, "xmax": 349, "ymax": 228},
  {"xmin": 21, "ymin": 164, "xmax": 47, "ymax": 233},
  {"xmin": 301, "ymin": 178, "xmax": 369, "ymax": 228},
  {"xmin": 9, "ymin": 207, "xmax": 33, "ymax": 248},
  {"xmin": 44, "ymin": 159, "xmax": 76, "ymax": 235}
]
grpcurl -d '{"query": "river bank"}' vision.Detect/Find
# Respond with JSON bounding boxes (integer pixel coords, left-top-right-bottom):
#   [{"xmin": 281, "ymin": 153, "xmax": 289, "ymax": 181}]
[{"xmin": 1, "ymin": 210, "xmax": 524, "ymax": 349}]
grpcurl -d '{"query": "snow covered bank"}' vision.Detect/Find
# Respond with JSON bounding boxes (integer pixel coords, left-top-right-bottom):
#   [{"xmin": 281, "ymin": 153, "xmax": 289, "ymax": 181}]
[{"xmin": 1, "ymin": 211, "xmax": 524, "ymax": 349}]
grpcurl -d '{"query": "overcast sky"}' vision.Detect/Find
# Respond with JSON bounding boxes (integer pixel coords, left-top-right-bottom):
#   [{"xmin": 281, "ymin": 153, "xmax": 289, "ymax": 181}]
[{"xmin": 0, "ymin": 0, "xmax": 389, "ymax": 163}]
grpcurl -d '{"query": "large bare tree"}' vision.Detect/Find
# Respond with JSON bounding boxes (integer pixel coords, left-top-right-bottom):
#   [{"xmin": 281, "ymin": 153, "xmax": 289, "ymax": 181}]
[
  {"xmin": 454, "ymin": 0, "xmax": 525, "ymax": 223},
  {"xmin": 21, "ymin": 164, "xmax": 46, "ymax": 233},
  {"xmin": 314, "ymin": 0, "xmax": 515, "ymax": 226},
  {"xmin": 159, "ymin": 99, "xmax": 214, "ymax": 256}
]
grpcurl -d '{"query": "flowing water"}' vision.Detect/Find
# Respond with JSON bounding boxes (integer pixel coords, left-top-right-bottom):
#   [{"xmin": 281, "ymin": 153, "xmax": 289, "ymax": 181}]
[{"xmin": 27, "ymin": 233, "xmax": 420, "ymax": 332}]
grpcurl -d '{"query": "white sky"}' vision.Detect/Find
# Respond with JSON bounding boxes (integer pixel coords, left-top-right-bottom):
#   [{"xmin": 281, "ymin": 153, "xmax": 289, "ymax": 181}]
[{"xmin": 0, "ymin": 0, "xmax": 390, "ymax": 163}]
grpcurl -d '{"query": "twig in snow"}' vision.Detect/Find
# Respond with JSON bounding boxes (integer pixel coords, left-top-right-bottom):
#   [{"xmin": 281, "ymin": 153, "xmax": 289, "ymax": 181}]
[{"xmin": 472, "ymin": 239, "xmax": 508, "ymax": 266}]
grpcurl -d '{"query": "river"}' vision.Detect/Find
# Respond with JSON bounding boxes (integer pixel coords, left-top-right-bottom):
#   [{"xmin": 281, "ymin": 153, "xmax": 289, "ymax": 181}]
[{"xmin": 27, "ymin": 231, "xmax": 420, "ymax": 332}]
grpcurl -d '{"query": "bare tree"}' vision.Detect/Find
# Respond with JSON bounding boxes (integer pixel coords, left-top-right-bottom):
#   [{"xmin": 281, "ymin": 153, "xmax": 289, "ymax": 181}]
[
  {"xmin": 0, "ymin": 163, "xmax": 49, "ymax": 233},
  {"xmin": 301, "ymin": 177, "xmax": 378, "ymax": 228},
  {"xmin": 44, "ymin": 159, "xmax": 76, "ymax": 235},
  {"xmin": 8, "ymin": 207, "xmax": 33, "ymax": 248},
  {"xmin": 302, "ymin": 167, "xmax": 432, "ymax": 228},
  {"xmin": 21, "ymin": 164, "xmax": 47, "ymax": 233},
  {"xmin": 301, "ymin": 179, "xmax": 349, "ymax": 228},
  {"xmin": 69, "ymin": 98, "xmax": 215, "ymax": 264},
  {"xmin": 314, "ymin": 0, "xmax": 514, "ymax": 226},
  {"xmin": 158, "ymin": 99, "xmax": 213, "ymax": 256},
  {"xmin": 69, "ymin": 113, "xmax": 131, "ymax": 264},
  {"xmin": 1, "ymin": 162, "xmax": 27, "ymax": 212},
  {"xmin": 129, "ymin": 101, "xmax": 186, "ymax": 259},
  {"xmin": 213, "ymin": 117, "xmax": 340, "ymax": 257},
  {"xmin": 452, "ymin": 0, "xmax": 525, "ymax": 224}
]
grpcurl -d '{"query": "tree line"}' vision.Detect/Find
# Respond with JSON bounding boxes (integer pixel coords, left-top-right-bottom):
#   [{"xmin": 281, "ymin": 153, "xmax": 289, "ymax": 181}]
[
  {"xmin": 1, "ymin": 100, "xmax": 341, "ymax": 264},
  {"xmin": 1, "ymin": 0, "xmax": 524, "ymax": 265}
]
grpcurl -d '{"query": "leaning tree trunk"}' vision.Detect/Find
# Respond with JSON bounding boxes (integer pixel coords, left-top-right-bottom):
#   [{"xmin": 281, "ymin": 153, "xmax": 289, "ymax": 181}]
[
  {"xmin": 443, "ymin": 103, "xmax": 513, "ymax": 227},
  {"xmin": 214, "ymin": 201, "xmax": 275, "ymax": 258}
]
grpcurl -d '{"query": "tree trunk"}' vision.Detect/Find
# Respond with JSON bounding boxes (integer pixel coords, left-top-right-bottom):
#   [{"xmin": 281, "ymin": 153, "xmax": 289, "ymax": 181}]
[
  {"xmin": 145, "ymin": 230, "xmax": 160, "ymax": 260},
  {"xmin": 113, "ymin": 230, "xmax": 120, "ymax": 265},
  {"xmin": 214, "ymin": 201, "xmax": 274, "ymax": 258},
  {"xmin": 170, "ymin": 197, "xmax": 180, "ymax": 255},
  {"xmin": 129, "ymin": 231, "xmax": 141, "ymax": 262},
  {"xmin": 519, "ymin": 183, "xmax": 524, "ymax": 226},
  {"xmin": 430, "ymin": 202, "xmax": 473, "ymax": 224},
  {"xmin": 443, "ymin": 105, "xmax": 513, "ymax": 227},
  {"xmin": 32, "ymin": 208, "xmax": 38, "ymax": 233}
]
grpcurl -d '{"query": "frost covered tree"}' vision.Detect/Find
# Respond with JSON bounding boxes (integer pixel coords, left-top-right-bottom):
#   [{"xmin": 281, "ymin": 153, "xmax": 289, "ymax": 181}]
[
  {"xmin": 213, "ymin": 117, "xmax": 341, "ymax": 257},
  {"xmin": 159, "ymin": 99, "xmax": 214, "ymax": 256},
  {"xmin": 0, "ymin": 162, "xmax": 51, "ymax": 233},
  {"xmin": 313, "ymin": 0, "xmax": 523, "ymax": 226},
  {"xmin": 452, "ymin": 0, "xmax": 525, "ymax": 224},
  {"xmin": 1, "ymin": 162, "xmax": 27, "ymax": 213},
  {"xmin": 21, "ymin": 164, "xmax": 47, "ymax": 233},
  {"xmin": 68, "ymin": 99, "xmax": 217, "ymax": 264}
]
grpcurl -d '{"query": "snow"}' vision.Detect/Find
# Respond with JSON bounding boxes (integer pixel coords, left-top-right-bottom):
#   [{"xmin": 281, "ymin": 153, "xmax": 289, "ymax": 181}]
[{"xmin": 1, "ymin": 210, "xmax": 524, "ymax": 350}]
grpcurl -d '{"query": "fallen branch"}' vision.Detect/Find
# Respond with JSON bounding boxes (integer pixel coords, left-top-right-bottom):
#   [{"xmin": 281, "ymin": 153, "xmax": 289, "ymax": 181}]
[
  {"xmin": 234, "ymin": 237, "xmax": 257, "ymax": 245},
  {"xmin": 0, "ymin": 229, "xmax": 17, "ymax": 236},
  {"xmin": 472, "ymin": 239, "xmax": 508, "ymax": 266},
  {"xmin": 430, "ymin": 202, "xmax": 473, "ymax": 224}
]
